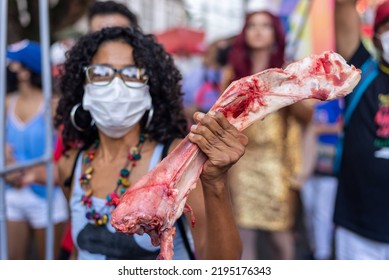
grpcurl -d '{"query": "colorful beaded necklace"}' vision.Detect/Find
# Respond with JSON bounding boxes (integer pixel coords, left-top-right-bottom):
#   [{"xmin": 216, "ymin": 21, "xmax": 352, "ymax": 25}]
[{"xmin": 79, "ymin": 134, "xmax": 146, "ymax": 226}]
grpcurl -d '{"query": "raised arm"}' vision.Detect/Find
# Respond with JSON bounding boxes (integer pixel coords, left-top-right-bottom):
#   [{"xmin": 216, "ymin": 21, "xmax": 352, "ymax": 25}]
[
  {"xmin": 186, "ymin": 111, "xmax": 247, "ymax": 259},
  {"xmin": 335, "ymin": 0, "xmax": 361, "ymax": 60}
]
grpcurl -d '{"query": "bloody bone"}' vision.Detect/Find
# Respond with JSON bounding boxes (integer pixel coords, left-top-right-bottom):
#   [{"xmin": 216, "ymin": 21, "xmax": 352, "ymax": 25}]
[{"xmin": 111, "ymin": 51, "xmax": 361, "ymax": 260}]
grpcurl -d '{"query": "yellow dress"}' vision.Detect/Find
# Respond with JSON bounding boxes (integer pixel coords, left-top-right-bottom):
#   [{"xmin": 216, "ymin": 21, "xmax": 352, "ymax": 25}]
[{"xmin": 228, "ymin": 110, "xmax": 302, "ymax": 231}]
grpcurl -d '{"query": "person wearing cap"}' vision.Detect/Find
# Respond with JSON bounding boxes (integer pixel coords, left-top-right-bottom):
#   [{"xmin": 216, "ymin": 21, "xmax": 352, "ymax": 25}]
[
  {"xmin": 5, "ymin": 40, "xmax": 68, "ymax": 259},
  {"xmin": 334, "ymin": 0, "xmax": 389, "ymax": 259}
]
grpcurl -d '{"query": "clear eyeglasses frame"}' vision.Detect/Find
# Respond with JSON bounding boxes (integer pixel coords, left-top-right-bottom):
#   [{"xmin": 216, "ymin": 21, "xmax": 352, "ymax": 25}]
[{"xmin": 84, "ymin": 64, "xmax": 149, "ymax": 88}]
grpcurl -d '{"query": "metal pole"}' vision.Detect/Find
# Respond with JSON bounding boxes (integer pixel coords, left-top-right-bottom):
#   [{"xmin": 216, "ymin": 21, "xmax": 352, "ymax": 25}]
[
  {"xmin": 0, "ymin": 0, "xmax": 9, "ymax": 260},
  {"xmin": 39, "ymin": 0, "xmax": 54, "ymax": 260},
  {"xmin": 0, "ymin": 158, "xmax": 49, "ymax": 175}
]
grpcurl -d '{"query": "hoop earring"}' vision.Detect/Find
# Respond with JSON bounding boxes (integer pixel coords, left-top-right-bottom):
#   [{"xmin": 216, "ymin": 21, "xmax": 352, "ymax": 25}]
[
  {"xmin": 70, "ymin": 103, "xmax": 95, "ymax": 132},
  {"xmin": 145, "ymin": 107, "xmax": 154, "ymax": 130}
]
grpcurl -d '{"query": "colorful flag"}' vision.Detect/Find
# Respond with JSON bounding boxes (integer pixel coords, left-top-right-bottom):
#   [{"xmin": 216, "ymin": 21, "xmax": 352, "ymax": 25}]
[{"xmin": 285, "ymin": 0, "xmax": 335, "ymax": 61}]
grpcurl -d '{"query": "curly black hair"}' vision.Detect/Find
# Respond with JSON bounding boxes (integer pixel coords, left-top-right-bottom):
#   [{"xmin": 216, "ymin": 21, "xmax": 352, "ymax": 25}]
[{"xmin": 55, "ymin": 26, "xmax": 188, "ymax": 151}]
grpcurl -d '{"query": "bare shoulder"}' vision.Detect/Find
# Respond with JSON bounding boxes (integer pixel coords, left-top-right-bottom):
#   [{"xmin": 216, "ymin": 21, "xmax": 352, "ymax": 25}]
[
  {"xmin": 5, "ymin": 93, "xmax": 17, "ymax": 112},
  {"xmin": 167, "ymin": 138, "xmax": 185, "ymax": 154},
  {"xmin": 164, "ymin": 138, "xmax": 184, "ymax": 154}
]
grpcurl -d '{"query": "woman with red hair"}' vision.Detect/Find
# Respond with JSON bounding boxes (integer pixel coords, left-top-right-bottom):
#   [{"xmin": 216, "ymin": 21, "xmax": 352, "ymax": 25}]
[
  {"xmin": 223, "ymin": 10, "xmax": 312, "ymax": 260},
  {"xmin": 225, "ymin": 11, "xmax": 285, "ymax": 81}
]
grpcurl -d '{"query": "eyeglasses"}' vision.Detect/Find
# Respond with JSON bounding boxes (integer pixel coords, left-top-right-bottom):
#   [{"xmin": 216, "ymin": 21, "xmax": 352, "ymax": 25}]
[{"xmin": 84, "ymin": 64, "xmax": 148, "ymax": 88}]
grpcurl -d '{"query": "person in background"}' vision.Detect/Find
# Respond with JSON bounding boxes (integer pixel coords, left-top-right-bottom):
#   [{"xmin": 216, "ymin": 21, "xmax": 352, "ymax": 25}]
[
  {"xmin": 50, "ymin": 29, "xmax": 81, "ymax": 93},
  {"xmin": 55, "ymin": 26, "xmax": 247, "ymax": 260},
  {"xmin": 333, "ymin": 0, "xmax": 389, "ymax": 259},
  {"xmin": 87, "ymin": 0, "xmax": 140, "ymax": 32},
  {"xmin": 301, "ymin": 99, "xmax": 343, "ymax": 260},
  {"xmin": 223, "ymin": 8, "xmax": 312, "ymax": 260},
  {"xmin": 4, "ymin": 40, "xmax": 68, "ymax": 259},
  {"xmin": 182, "ymin": 41, "xmax": 222, "ymax": 124}
]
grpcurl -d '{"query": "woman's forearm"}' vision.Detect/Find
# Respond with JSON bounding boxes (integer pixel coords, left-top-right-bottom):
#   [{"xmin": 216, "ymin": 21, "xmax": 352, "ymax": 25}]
[{"xmin": 201, "ymin": 177, "xmax": 242, "ymax": 260}]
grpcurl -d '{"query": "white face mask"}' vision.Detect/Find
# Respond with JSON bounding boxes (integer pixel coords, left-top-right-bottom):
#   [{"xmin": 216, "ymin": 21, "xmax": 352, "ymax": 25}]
[
  {"xmin": 380, "ymin": 30, "xmax": 389, "ymax": 64},
  {"xmin": 83, "ymin": 77, "xmax": 152, "ymax": 138}
]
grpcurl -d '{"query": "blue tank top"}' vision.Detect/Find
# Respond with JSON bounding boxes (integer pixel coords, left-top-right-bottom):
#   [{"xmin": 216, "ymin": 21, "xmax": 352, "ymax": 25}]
[
  {"xmin": 6, "ymin": 96, "xmax": 57, "ymax": 198},
  {"xmin": 70, "ymin": 143, "xmax": 193, "ymax": 260}
]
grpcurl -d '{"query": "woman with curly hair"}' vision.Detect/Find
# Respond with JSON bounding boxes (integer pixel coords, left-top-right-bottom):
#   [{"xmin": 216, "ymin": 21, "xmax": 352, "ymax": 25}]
[{"xmin": 55, "ymin": 26, "xmax": 247, "ymax": 260}]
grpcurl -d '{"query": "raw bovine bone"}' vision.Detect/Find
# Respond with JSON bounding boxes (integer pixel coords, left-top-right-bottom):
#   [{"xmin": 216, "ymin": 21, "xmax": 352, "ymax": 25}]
[{"xmin": 111, "ymin": 51, "xmax": 361, "ymax": 260}]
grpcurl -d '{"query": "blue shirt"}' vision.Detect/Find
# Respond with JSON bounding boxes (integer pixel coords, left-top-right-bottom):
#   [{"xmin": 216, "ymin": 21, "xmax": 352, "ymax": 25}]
[{"xmin": 313, "ymin": 99, "xmax": 343, "ymax": 145}]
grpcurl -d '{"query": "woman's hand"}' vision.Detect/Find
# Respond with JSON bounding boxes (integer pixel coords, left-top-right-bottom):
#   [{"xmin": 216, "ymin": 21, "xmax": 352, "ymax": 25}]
[
  {"xmin": 4, "ymin": 144, "xmax": 25, "ymax": 188},
  {"xmin": 5, "ymin": 170, "xmax": 25, "ymax": 188},
  {"xmin": 188, "ymin": 111, "xmax": 248, "ymax": 187},
  {"xmin": 187, "ymin": 111, "xmax": 245, "ymax": 259}
]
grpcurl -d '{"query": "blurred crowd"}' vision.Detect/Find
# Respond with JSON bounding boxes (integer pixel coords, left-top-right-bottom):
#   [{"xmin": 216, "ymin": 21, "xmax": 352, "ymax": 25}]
[{"xmin": 2, "ymin": 0, "xmax": 389, "ymax": 260}]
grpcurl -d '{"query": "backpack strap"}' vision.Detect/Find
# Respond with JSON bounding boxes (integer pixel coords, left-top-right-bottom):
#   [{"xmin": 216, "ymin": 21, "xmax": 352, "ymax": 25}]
[
  {"xmin": 161, "ymin": 138, "xmax": 174, "ymax": 159},
  {"xmin": 343, "ymin": 56, "xmax": 379, "ymax": 126},
  {"xmin": 161, "ymin": 138, "xmax": 196, "ymax": 260},
  {"xmin": 333, "ymin": 56, "xmax": 379, "ymax": 174}
]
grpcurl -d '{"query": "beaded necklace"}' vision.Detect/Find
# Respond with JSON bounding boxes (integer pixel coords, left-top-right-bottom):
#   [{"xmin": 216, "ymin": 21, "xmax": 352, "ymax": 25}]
[{"xmin": 80, "ymin": 134, "xmax": 146, "ymax": 225}]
